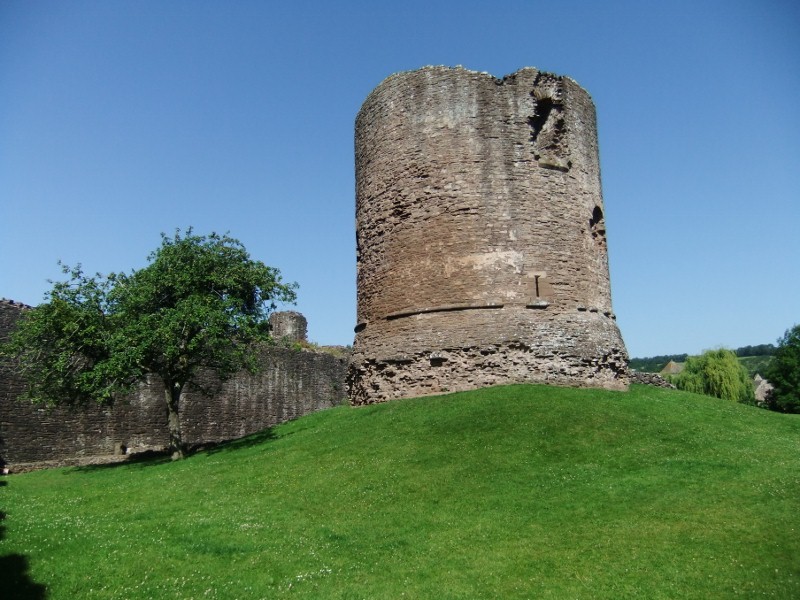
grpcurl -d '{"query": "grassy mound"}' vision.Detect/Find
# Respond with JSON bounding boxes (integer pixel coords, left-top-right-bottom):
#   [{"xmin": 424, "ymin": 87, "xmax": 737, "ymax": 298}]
[{"xmin": 2, "ymin": 384, "xmax": 799, "ymax": 598}]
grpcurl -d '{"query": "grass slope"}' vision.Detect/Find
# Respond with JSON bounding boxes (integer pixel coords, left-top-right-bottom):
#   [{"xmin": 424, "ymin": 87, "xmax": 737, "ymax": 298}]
[{"xmin": 2, "ymin": 384, "xmax": 799, "ymax": 599}]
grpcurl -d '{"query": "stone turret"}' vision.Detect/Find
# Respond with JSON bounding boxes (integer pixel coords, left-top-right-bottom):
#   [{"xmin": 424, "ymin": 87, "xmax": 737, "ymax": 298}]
[
  {"xmin": 269, "ymin": 311, "xmax": 308, "ymax": 343},
  {"xmin": 348, "ymin": 66, "xmax": 628, "ymax": 404}
]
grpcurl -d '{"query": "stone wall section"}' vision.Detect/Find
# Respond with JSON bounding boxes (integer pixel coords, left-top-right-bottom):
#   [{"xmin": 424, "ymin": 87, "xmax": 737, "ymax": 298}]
[
  {"xmin": 0, "ymin": 301, "xmax": 347, "ymax": 470},
  {"xmin": 629, "ymin": 371, "xmax": 676, "ymax": 389},
  {"xmin": 350, "ymin": 66, "xmax": 628, "ymax": 404}
]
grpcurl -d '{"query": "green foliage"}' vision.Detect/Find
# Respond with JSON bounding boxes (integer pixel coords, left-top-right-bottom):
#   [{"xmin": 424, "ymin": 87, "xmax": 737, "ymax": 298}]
[
  {"xmin": 2, "ymin": 266, "xmax": 117, "ymax": 405},
  {"xmin": 734, "ymin": 343, "xmax": 776, "ymax": 357},
  {"xmin": 737, "ymin": 354, "xmax": 774, "ymax": 378},
  {"xmin": 3, "ymin": 385, "xmax": 799, "ymax": 598},
  {"xmin": 2, "ymin": 229, "xmax": 297, "ymax": 455},
  {"xmin": 764, "ymin": 324, "xmax": 800, "ymax": 413},
  {"xmin": 671, "ymin": 349, "xmax": 755, "ymax": 404}
]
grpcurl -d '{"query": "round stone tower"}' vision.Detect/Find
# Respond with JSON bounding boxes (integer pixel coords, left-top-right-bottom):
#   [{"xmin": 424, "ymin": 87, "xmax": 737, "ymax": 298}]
[{"xmin": 348, "ymin": 66, "xmax": 628, "ymax": 405}]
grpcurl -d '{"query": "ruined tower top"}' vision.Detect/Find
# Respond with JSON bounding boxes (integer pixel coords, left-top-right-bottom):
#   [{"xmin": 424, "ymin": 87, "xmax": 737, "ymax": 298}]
[
  {"xmin": 348, "ymin": 66, "xmax": 628, "ymax": 404},
  {"xmin": 269, "ymin": 311, "xmax": 308, "ymax": 343}
]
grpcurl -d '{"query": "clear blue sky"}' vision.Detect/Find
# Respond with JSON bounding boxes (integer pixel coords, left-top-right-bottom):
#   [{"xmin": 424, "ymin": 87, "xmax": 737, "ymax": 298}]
[{"xmin": 1, "ymin": 1, "xmax": 798, "ymax": 358}]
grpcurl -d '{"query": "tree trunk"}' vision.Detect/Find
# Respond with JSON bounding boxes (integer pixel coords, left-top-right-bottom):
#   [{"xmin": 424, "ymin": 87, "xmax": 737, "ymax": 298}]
[{"xmin": 164, "ymin": 382, "xmax": 185, "ymax": 460}]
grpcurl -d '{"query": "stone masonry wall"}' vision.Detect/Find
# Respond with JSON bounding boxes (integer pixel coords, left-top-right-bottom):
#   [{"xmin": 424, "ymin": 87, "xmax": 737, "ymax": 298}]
[
  {"xmin": 349, "ymin": 66, "xmax": 628, "ymax": 404},
  {"xmin": 0, "ymin": 300, "xmax": 347, "ymax": 470},
  {"xmin": 629, "ymin": 371, "xmax": 676, "ymax": 389}
]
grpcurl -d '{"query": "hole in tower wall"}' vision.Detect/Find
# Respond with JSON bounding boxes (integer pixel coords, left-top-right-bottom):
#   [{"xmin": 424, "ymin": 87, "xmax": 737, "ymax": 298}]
[
  {"xmin": 589, "ymin": 206, "xmax": 607, "ymax": 250},
  {"xmin": 429, "ymin": 353, "xmax": 447, "ymax": 367},
  {"xmin": 528, "ymin": 85, "xmax": 569, "ymax": 170},
  {"xmin": 528, "ymin": 97, "xmax": 554, "ymax": 146},
  {"xmin": 528, "ymin": 98, "xmax": 553, "ymax": 145}
]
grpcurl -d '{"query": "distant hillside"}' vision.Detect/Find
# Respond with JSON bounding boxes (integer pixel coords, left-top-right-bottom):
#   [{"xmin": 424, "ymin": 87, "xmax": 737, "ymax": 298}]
[
  {"xmin": 631, "ymin": 344, "xmax": 776, "ymax": 375},
  {"xmin": 628, "ymin": 354, "xmax": 688, "ymax": 373},
  {"xmin": 738, "ymin": 355, "xmax": 774, "ymax": 377}
]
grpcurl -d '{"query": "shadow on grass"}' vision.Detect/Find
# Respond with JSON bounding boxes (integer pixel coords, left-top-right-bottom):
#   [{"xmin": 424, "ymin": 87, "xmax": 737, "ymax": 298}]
[
  {"xmin": 0, "ymin": 554, "xmax": 48, "ymax": 599},
  {"xmin": 200, "ymin": 427, "xmax": 278, "ymax": 456},
  {"xmin": 72, "ymin": 449, "xmax": 172, "ymax": 472},
  {"xmin": 67, "ymin": 425, "xmax": 284, "ymax": 472},
  {"xmin": 1, "ymin": 478, "xmax": 48, "ymax": 599},
  {"xmin": 73, "ymin": 429, "xmax": 282, "ymax": 470}
]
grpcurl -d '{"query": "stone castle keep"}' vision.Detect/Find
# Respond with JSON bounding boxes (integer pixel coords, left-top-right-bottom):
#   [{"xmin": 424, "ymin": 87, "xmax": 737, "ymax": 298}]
[
  {"xmin": 1, "ymin": 64, "xmax": 629, "ymax": 467},
  {"xmin": 348, "ymin": 66, "xmax": 628, "ymax": 403}
]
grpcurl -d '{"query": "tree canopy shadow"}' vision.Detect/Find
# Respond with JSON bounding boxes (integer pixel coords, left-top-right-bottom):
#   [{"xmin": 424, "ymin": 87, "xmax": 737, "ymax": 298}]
[
  {"xmin": 72, "ymin": 449, "xmax": 172, "ymax": 472},
  {"xmin": 73, "ymin": 427, "xmax": 281, "ymax": 469},
  {"xmin": 1, "ymin": 479, "xmax": 48, "ymax": 599},
  {"xmin": 0, "ymin": 554, "xmax": 48, "ymax": 599},
  {"xmin": 66, "ymin": 426, "xmax": 282, "ymax": 471},
  {"xmin": 201, "ymin": 427, "xmax": 278, "ymax": 455}
]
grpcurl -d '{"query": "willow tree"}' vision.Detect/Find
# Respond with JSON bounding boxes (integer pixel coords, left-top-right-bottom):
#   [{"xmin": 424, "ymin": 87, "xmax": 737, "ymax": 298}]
[
  {"xmin": 3, "ymin": 230, "xmax": 297, "ymax": 459},
  {"xmin": 671, "ymin": 348, "xmax": 754, "ymax": 404}
]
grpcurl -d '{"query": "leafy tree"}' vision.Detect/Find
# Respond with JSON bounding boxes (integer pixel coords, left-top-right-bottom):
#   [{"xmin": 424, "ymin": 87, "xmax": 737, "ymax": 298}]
[
  {"xmin": 734, "ymin": 344, "xmax": 776, "ymax": 357},
  {"xmin": 671, "ymin": 349, "xmax": 754, "ymax": 404},
  {"xmin": 764, "ymin": 325, "xmax": 800, "ymax": 413},
  {"xmin": 2, "ymin": 230, "xmax": 297, "ymax": 459}
]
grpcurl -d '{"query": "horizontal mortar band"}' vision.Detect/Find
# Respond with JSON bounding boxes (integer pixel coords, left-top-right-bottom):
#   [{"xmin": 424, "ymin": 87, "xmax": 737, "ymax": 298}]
[{"xmin": 385, "ymin": 303, "xmax": 504, "ymax": 321}]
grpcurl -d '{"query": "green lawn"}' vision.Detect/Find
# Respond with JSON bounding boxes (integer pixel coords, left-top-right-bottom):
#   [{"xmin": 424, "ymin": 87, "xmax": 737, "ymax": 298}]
[{"xmin": 2, "ymin": 384, "xmax": 799, "ymax": 599}]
